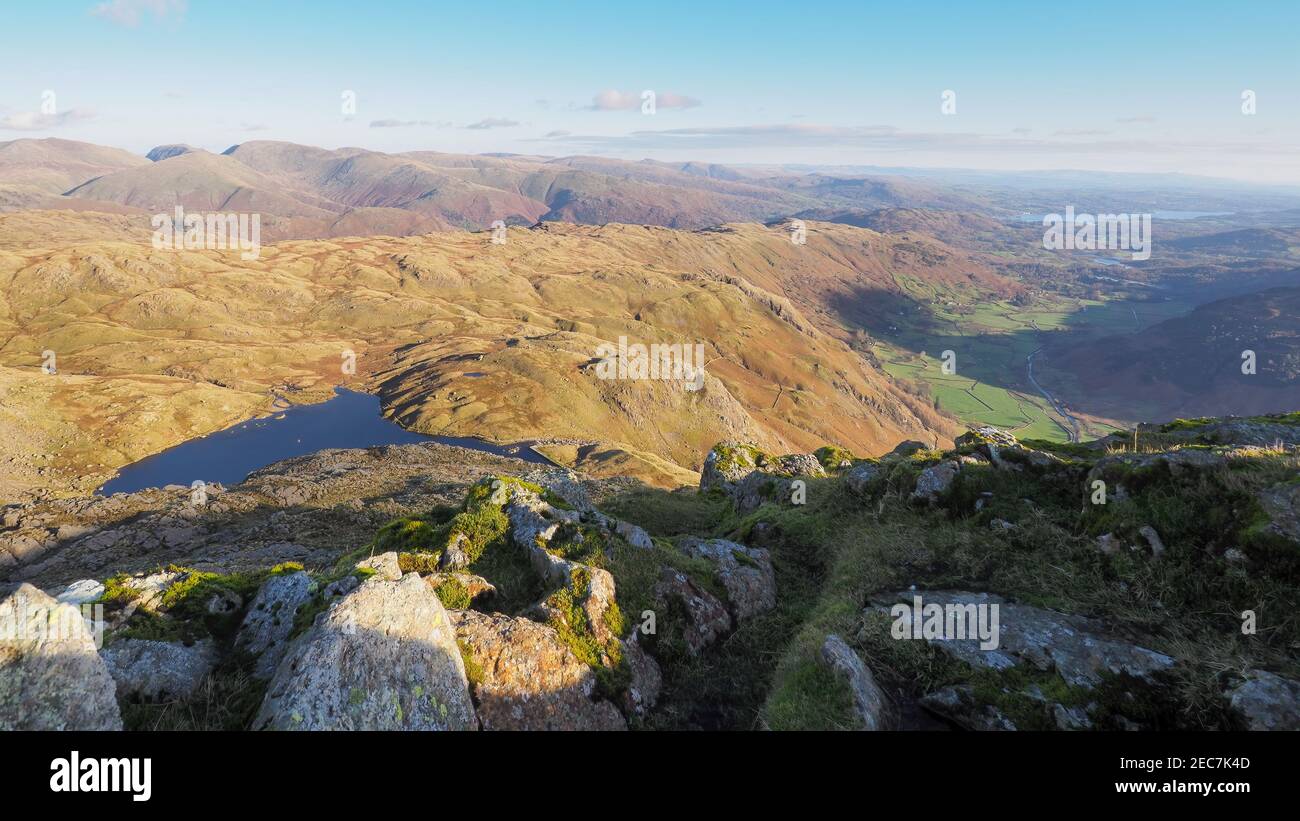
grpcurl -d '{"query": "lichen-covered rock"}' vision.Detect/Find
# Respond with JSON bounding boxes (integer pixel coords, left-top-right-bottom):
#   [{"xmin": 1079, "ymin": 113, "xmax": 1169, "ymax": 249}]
[
  {"xmin": 522, "ymin": 468, "xmax": 593, "ymax": 512},
  {"xmin": 871, "ymin": 590, "xmax": 1174, "ymax": 688},
  {"xmin": 235, "ymin": 571, "xmax": 316, "ymax": 679},
  {"xmin": 124, "ymin": 568, "xmax": 188, "ymax": 611},
  {"xmin": 451, "ymin": 609, "xmax": 624, "ymax": 731},
  {"xmin": 818, "ymin": 634, "xmax": 894, "ymax": 730},
  {"xmin": 102, "ymin": 638, "xmax": 218, "ymax": 700},
  {"xmin": 912, "ymin": 461, "xmax": 960, "ymax": 503},
  {"xmin": 679, "ymin": 537, "xmax": 776, "ymax": 619},
  {"xmin": 1228, "ymin": 670, "xmax": 1300, "ymax": 730},
  {"xmin": 1257, "ymin": 482, "xmax": 1300, "ymax": 544},
  {"xmin": 356, "ymin": 551, "xmax": 402, "ymax": 580},
  {"xmin": 255, "ymin": 573, "xmax": 476, "ymax": 731},
  {"xmin": 955, "ymin": 426, "xmax": 1020, "ymax": 451},
  {"xmin": 621, "ymin": 632, "xmax": 662, "ymax": 717},
  {"xmin": 614, "ymin": 519, "xmax": 654, "ymax": 550},
  {"xmin": 844, "ymin": 462, "xmax": 884, "ymax": 495},
  {"xmin": 0, "ymin": 583, "xmax": 122, "ymax": 730},
  {"xmin": 700, "ymin": 443, "xmax": 825, "ymax": 513},
  {"xmin": 54, "ymin": 579, "xmax": 104, "ymax": 605},
  {"xmin": 653, "ymin": 567, "xmax": 731, "ymax": 654}
]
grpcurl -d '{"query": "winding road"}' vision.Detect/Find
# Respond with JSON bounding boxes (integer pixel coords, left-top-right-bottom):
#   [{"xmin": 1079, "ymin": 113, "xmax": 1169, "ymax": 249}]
[{"xmin": 1026, "ymin": 348, "xmax": 1081, "ymax": 442}]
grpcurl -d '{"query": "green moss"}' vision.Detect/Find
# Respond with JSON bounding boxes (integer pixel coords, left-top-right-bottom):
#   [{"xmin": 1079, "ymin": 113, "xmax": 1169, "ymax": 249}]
[
  {"xmin": 814, "ymin": 445, "xmax": 856, "ymax": 472},
  {"xmin": 458, "ymin": 640, "xmax": 484, "ymax": 686},
  {"xmin": 431, "ymin": 575, "xmax": 472, "ymax": 610},
  {"xmin": 397, "ymin": 552, "xmax": 442, "ymax": 575},
  {"xmin": 269, "ymin": 561, "xmax": 304, "ymax": 576},
  {"xmin": 545, "ymin": 566, "xmax": 629, "ymax": 699},
  {"xmin": 711, "ymin": 443, "xmax": 768, "ymax": 475},
  {"xmin": 100, "ymin": 573, "xmax": 140, "ymax": 607}
]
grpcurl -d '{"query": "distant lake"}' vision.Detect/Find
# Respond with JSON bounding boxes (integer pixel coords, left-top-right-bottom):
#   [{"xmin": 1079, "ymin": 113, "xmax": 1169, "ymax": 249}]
[{"xmin": 97, "ymin": 387, "xmax": 550, "ymax": 495}]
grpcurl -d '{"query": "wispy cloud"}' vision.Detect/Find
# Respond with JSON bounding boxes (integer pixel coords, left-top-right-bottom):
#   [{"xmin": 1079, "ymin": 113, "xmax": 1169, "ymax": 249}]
[
  {"xmin": 588, "ymin": 90, "xmax": 701, "ymax": 111},
  {"xmin": 90, "ymin": 0, "xmax": 186, "ymax": 26},
  {"xmin": 370, "ymin": 118, "xmax": 450, "ymax": 128},
  {"xmin": 465, "ymin": 117, "xmax": 520, "ymax": 130},
  {"xmin": 239, "ymin": 122, "xmax": 269, "ymax": 132},
  {"xmin": 0, "ymin": 109, "xmax": 94, "ymax": 131}
]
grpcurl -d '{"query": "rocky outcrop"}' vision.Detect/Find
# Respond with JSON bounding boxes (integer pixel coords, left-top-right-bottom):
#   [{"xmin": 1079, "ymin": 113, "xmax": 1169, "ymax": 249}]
[
  {"xmin": 653, "ymin": 567, "xmax": 731, "ymax": 654},
  {"xmin": 255, "ymin": 573, "xmax": 476, "ymax": 730},
  {"xmin": 680, "ymin": 537, "xmax": 776, "ymax": 619},
  {"xmin": 1228, "ymin": 670, "xmax": 1300, "ymax": 730},
  {"xmin": 844, "ymin": 462, "xmax": 884, "ymax": 495},
  {"xmin": 818, "ymin": 634, "xmax": 894, "ymax": 730},
  {"xmin": 871, "ymin": 590, "xmax": 1174, "ymax": 688},
  {"xmin": 700, "ymin": 443, "xmax": 825, "ymax": 513},
  {"xmin": 912, "ymin": 460, "xmax": 960, "ymax": 503},
  {"xmin": 1257, "ymin": 482, "xmax": 1300, "ymax": 544},
  {"xmin": 235, "ymin": 570, "xmax": 317, "ymax": 679},
  {"xmin": 54, "ymin": 579, "xmax": 104, "ymax": 605},
  {"xmin": 102, "ymin": 638, "xmax": 218, "ymax": 701},
  {"xmin": 451, "ymin": 609, "xmax": 625, "ymax": 731},
  {"xmin": 0, "ymin": 584, "xmax": 122, "ymax": 730}
]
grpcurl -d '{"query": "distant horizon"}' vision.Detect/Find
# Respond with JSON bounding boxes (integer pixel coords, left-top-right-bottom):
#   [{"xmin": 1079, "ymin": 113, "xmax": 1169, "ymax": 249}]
[
  {"xmin": 2, "ymin": 1, "xmax": 1298, "ymax": 184},
  {"xmin": 9, "ymin": 133, "xmax": 1300, "ymax": 196}
]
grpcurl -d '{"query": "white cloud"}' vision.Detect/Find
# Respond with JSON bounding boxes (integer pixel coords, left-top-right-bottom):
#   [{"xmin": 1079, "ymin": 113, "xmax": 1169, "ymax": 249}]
[
  {"xmin": 370, "ymin": 119, "xmax": 450, "ymax": 128},
  {"xmin": 0, "ymin": 109, "xmax": 94, "ymax": 131},
  {"xmin": 90, "ymin": 0, "xmax": 187, "ymax": 26},
  {"xmin": 465, "ymin": 117, "xmax": 520, "ymax": 130}
]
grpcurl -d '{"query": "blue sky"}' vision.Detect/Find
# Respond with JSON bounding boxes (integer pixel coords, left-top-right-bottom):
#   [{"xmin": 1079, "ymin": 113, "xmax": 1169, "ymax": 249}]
[{"xmin": 1, "ymin": 0, "xmax": 1297, "ymax": 182}]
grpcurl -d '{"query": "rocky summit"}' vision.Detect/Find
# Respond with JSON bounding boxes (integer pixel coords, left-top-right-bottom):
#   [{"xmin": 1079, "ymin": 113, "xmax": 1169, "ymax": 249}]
[{"xmin": 2, "ymin": 418, "xmax": 1298, "ymax": 732}]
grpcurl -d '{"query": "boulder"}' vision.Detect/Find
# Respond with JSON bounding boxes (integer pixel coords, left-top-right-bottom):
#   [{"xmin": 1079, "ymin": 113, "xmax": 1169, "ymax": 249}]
[
  {"xmin": 522, "ymin": 468, "xmax": 594, "ymax": 512},
  {"xmin": 102, "ymin": 638, "xmax": 218, "ymax": 701},
  {"xmin": 54, "ymin": 579, "xmax": 104, "ymax": 605},
  {"xmin": 818, "ymin": 634, "xmax": 894, "ymax": 730},
  {"xmin": 235, "ymin": 571, "xmax": 316, "ymax": 679},
  {"xmin": 871, "ymin": 590, "xmax": 1174, "ymax": 689},
  {"xmin": 451, "ymin": 609, "xmax": 625, "ymax": 731},
  {"xmin": 844, "ymin": 462, "xmax": 884, "ymax": 495},
  {"xmin": 1257, "ymin": 482, "xmax": 1300, "ymax": 544},
  {"xmin": 255, "ymin": 574, "xmax": 477, "ymax": 731},
  {"xmin": 700, "ymin": 443, "xmax": 825, "ymax": 514},
  {"xmin": 356, "ymin": 551, "xmax": 402, "ymax": 580},
  {"xmin": 1137, "ymin": 525, "xmax": 1166, "ymax": 558},
  {"xmin": 912, "ymin": 461, "xmax": 960, "ymax": 503},
  {"xmin": 653, "ymin": 567, "xmax": 731, "ymax": 654},
  {"xmin": 621, "ymin": 633, "xmax": 662, "ymax": 717},
  {"xmin": 679, "ymin": 537, "xmax": 776, "ymax": 619},
  {"xmin": 0, "ymin": 584, "xmax": 122, "ymax": 730},
  {"xmin": 1228, "ymin": 670, "xmax": 1300, "ymax": 730},
  {"xmin": 887, "ymin": 440, "xmax": 927, "ymax": 458}
]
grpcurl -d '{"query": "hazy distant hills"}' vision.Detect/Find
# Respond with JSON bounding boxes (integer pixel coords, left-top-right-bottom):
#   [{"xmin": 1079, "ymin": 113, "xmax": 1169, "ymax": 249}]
[{"xmin": 0, "ymin": 137, "xmax": 1020, "ymax": 239}]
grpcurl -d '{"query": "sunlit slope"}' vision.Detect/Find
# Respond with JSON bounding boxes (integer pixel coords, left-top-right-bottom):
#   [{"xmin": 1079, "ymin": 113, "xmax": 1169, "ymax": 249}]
[{"xmin": 0, "ymin": 217, "xmax": 958, "ymax": 499}]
